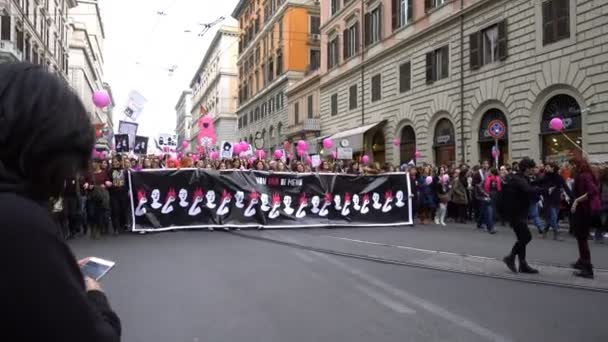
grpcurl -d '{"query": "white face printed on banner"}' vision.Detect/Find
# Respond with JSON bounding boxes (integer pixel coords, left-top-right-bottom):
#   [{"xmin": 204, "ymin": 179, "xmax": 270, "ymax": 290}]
[
  {"xmin": 360, "ymin": 194, "xmax": 370, "ymax": 214},
  {"xmin": 283, "ymin": 195, "xmax": 294, "ymax": 215},
  {"xmin": 179, "ymin": 189, "xmax": 189, "ymax": 207},
  {"xmin": 295, "ymin": 194, "xmax": 307, "ymax": 219},
  {"xmin": 135, "ymin": 189, "xmax": 148, "ymax": 216},
  {"xmin": 372, "ymin": 192, "xmax": 382, "ymax": 210},
  {"xmin": 150, "ymin": 189, "xmax": 162, "ymax": 209},
  {"xmin": 216, "ymin": 190, "xmax": 231, "ymax": 216},
  {"xmin": 341, "ymin": 193, "xmax": 351, "ymax": 217},
  {"xmin": 310, "ymin": 196, "xmax": 320, "ymax": 214},
  {"xmin": 319, "ymin": 193, "xmax": 331, "ymax": 217},
  {"xmin": 334, "ymin": 195, "xmax": 342, "ymax": 211},
  {"xmin": 235, "ymin": 191, "xmax": 245, "ymax": 208},
  {"xmin": 244, "ymin": 192, "xmax": 259, "ymax": 217},
  {"xmin": 352, "ymin": 194, "xmax": 361, "ymax": 211},
  {"xmin": 260, "ymin": 193, "xmax": 271, "ymax": 212},
  {"xmin": 188, "ymin": 188, "xmax": 204, "ymax": 216},
  {"xmin": 382, "ymin": 190, "xmax": 393, "ymax": 213},
  {"xmin": 206, "ymin": 191, "xmax": 216, "ymax": 209},
  {"xmin": 395, "ymin": 190, "xmax": 405, "ymax": 208},
  {"xmin": 161, "ymin": 188, "xmax": 176, "ymax": 214},
  {"xmin": 269, "ymin": 193, "xmax": 281, "ymax": 219}
]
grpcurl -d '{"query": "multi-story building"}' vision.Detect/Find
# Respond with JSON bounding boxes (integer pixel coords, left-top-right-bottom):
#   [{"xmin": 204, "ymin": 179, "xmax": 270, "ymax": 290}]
[
  {"xmin": 232, "ymin": 0, "xmax": 321, "ymax": 153},
  {"xmin": 175, "ymin": 90, "xmax": 193, "ymax": 151},
  {"xmin": 189, "ymin": 24, "xmax": 239, "ymax": 147},
  {"xmin": 68, "ymin": 0, "xmax": 112, "ymax": 130},
  {"xmin": 0, "ymin": 0, "xmax": 72, "ymax": 77},
  {"xmin": 319, "ymin": 0, "xmax": 608, "ymax": 166}
]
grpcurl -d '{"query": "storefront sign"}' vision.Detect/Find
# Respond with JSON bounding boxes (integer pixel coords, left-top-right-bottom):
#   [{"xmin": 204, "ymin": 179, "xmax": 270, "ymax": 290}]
[{"xmin": 337, "ymin": 147, "xmax": 353, "ymax": 160}]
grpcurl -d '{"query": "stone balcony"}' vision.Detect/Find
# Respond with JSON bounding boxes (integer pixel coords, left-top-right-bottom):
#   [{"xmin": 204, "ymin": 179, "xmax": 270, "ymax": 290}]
[
  {"xmin": 287, "ymin": 118, "xmax": 321, "ymax": 137},
  {"xmin": 0, "ymin": 40, "xmax": 23, "ymax": 63}
]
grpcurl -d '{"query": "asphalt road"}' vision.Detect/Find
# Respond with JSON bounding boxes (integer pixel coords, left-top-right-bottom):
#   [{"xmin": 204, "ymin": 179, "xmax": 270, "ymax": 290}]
[{"xmin": 70, "ymin": 231, "xmax": 608, "ymax": 342}]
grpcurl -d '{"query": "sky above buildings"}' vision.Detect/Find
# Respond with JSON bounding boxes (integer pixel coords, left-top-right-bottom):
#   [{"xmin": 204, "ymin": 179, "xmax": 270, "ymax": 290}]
[{"xmin": 100, "ymin": 0, "xmax": 239, "ymax": 138}]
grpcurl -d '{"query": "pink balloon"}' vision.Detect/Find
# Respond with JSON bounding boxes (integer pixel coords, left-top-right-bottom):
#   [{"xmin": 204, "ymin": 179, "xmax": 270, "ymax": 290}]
[
  {"xmin": 322, "ymin": 138, "xmax": 333, "ymax": 149},
  {"xmin": 92, "ymin": 90, "xmax": 111, "ymax": 108},
  {"xmin": 273, "ymin": 149, "xmax": 283, "ymax": 160},
  {"xmin": 240, "ymin": 141, "xmax": 249, "ymax": 153},
  {"xmin": 361, "ymin": 155, "xmax": 370, "ymax": 165},
  {"xmin": 100, "ymin": 151, "xmax": 107, "ymax": 159},
  {"xmin": 297, "ymin": 149, "xmax": 306, "ymax": 157},
  {"xmin": 239, "ymin": 152, "xmax": 247, "ymax": 158},
  {"xmin": 491, "ymin": 150, "xmax": 498, "ymax": 158},
  {"xmin": 393, "ymin": 138, "xmax": 401, "ymax": 147},
  {"xmin": 210, "ymin": 151, "xmax": 219, "ymax": 160},
  {"xmin": 549, "ymin": 117, "xmax": 564, "ymax": 131},
  {"xmin": 331, "ymin": 151, "xmax": 337, "ymax": 159},
  {"xmin": 414, "ymin": 150, "xmax": 422, "ymax": 159},
  {"xmin": 297, "ymin": 140, "xmax": 307, "ymax": 151},
  {"xmin": 182, "ymin": 141, "xmax": 189, "ymax": 149},
  {"xmin": 178, "ymin": 152, "xmax": 184, "ymax": 159},
  {"xmin": 442, "ymin": 174, "xmax": 450, "ymax": 183},
  {"xmin": 256, "ymin": 149, "xmax": 266, "ymax": 160},
  {"xmin": 425, "ymin": 176, "xmax": 433, "ymax": 185}
]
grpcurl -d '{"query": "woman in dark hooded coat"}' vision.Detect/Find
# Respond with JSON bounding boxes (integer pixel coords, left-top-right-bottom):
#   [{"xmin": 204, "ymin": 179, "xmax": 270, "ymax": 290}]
[{"xmin": 0, "ymin": 63, "xmax": 121, "ymax": 341}]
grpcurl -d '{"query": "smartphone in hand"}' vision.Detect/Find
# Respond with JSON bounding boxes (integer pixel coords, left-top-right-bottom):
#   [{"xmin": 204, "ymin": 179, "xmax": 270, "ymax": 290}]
[{"xmin": 80, "ymin": 257, "xmax": 115, "ymax": 280}]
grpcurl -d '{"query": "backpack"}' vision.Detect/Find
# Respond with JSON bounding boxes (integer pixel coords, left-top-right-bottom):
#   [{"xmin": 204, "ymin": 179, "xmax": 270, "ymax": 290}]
[{"xmin": 497, "ymin": 175, "xmax": 515, "ymax": 218}]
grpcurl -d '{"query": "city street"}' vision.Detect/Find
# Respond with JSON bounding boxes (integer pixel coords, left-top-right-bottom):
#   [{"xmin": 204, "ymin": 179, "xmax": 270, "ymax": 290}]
[{"xmin": 70, "ymin": 225, "xmax": 608, "ymax": 342}]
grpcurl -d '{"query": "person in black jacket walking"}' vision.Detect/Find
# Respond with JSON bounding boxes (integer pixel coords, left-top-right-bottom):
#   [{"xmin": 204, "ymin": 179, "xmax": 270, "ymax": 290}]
[
  {"xmin": 536, "ymin": 162, "xmax": 574, "ymax": 240},
  {"xmin": 502, "ymin": 158, "xmax": 543, "ymax": 274},
  {"xmin": 0, "ymin": 63, "xmax": 121, "ymax": 341}
]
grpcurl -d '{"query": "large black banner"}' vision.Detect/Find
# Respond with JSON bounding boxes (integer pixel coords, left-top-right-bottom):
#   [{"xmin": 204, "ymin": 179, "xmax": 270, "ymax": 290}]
[{"xmin": 129, "ymin": 169, "xmax": 413, "ymax": 231}]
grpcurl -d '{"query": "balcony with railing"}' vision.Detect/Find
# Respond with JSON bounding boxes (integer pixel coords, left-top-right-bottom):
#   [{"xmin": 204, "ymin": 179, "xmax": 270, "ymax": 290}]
[
  {"xmin": 0, "ymin": 41, "xmax": 23, "ymax": 62},
  {"xmin": 287, "ymin": 118, "xmax": 321, "ymax": 137}
]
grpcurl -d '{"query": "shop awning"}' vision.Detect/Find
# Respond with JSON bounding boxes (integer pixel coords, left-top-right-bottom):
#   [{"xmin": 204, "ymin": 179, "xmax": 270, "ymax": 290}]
[{"xmin": 328, "ymin": 120, "xmax": 386, "ymax": 151}]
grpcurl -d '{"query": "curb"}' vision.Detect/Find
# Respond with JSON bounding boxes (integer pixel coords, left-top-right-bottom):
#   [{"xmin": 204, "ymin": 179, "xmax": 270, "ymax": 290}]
[{"xmin": 230, "ymin": 231, "xmax": 608, "ymax": 294}]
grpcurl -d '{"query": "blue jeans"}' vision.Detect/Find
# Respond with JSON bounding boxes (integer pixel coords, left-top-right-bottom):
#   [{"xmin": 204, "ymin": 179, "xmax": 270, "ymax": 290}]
[
  {"xmin": 528, "ymin": 202, "xmax": 543, "ymax": 231},
  {"xmin": 545, "ymin": 206, "xmax": 559, "ymax": 232},
  {"xmin": 481, "ymin": 201, "xmax": 495, "ymax": 232}
]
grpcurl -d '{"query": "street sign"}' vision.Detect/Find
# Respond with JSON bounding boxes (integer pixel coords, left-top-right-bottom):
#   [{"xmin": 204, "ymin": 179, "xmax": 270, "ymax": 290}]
[
  {"xmin": 487, "ymin": 120, "xmax": 506, "ymax": 139},
  {"xmin": 337, "ymin": 147, "xmax": 353, "ymax": 160}
]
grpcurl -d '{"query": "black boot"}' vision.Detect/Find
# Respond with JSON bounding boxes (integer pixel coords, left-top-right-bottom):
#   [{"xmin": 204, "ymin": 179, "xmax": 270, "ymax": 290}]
[
  {"xmin": 503, "ymin": 255, "xmax": 517, "ymax": 273},
  {"xmin": 571, "ymin": 260, "xmax": 585, "ymax": 270},
  {"xmin": 574, "ymin": 267, "xmax": 594, "ymax": 279},
  {"xmin": 519, "ymin": 261, "xmax": 539, "ymax": 274}
]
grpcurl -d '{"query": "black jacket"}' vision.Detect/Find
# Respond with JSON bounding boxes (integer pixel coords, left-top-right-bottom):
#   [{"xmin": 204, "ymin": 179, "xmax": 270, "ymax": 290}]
[
  {"xmin": 535, "ymin": 172, "xmax": 573, "ymax": 207},
  {"xmin": 501, "ymin": 173, "xmax": 542, "ymax": 220},
  {"xmin": 0, "ymin": 192, "xmax": 121, "ymax": 342}
]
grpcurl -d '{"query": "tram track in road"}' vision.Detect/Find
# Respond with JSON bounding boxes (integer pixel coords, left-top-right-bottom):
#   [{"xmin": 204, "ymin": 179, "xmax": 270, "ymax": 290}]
[{"xmin": 228, "ymin": 230, "xmax": 608, "ymax": 294}]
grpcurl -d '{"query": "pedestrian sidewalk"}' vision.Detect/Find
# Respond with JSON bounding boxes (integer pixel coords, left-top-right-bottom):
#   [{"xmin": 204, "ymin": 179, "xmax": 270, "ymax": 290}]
[{"xmin": 234, "ymin": 225, "xmax": 608, "ymax": 291}]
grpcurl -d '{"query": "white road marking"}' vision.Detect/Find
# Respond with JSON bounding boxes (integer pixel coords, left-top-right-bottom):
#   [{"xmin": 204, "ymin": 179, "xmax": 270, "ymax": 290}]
[
  {"xmin": 324, "ymin": 236, "xmax": 495, "ymax": 261},
  {"xmin": 314, "ymin": 252, "xmax": 512, "ymax": 342},
  {"xmin": 292, "ymin": 250, "xmax": 316, "ymax": 263},
  {"xmin": 354, "ymin": 284, "xmax": 416, "ymax": 314}
]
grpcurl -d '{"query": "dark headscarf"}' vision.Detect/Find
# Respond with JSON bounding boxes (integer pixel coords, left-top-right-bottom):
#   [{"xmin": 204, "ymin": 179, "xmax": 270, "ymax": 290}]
[{"xmin": 0, "ymin": 63, "xmax": 94, "ymax": 200}]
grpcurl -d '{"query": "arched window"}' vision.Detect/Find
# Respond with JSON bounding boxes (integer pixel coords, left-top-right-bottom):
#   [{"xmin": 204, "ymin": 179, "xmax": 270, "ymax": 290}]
[
  {"xmin": 399, "ymin": 125, "xmax": 416, "ymax": 164},
  {"xmin": 433, "ymin": 118, "xmax": 456, "ymax": 166},
  {"xmin": 478, "ymin": 109, "xmax": 508, "ymax": 165},
  {"xmin": 371, "ymin": 130, "xmax": 386, "ymax": 165},
  {"xmin": 540, "ymin": 94, "xmax": 582, "ymax": 162}
]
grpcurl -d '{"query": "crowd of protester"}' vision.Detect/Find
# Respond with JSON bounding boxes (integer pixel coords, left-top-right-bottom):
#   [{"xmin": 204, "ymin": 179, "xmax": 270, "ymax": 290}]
[{"xmin": 51, "ymin": 151, "xmax": 608, "ymax": 250}]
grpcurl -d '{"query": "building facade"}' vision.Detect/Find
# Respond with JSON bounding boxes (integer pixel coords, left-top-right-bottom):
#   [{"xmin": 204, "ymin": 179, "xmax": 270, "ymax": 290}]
[
  {"xmin": 318, "ymin": 0, "xmax": 608, "ymax": 166},
  {"xmin": 0, "ymin": 0, "xmax": 73, "ymax": 76},
  {"xmin": 189, "ymin": 24, "xmax": 240, "ymax": 147},
  {"xmin": 175, "ymin": 90, "xmax": 193, "ymax": 151},
  {"xmin": 68, "ymin": 0, "xmax": 112, "ymax": 129},
  {"xmin": 285, "ymin": 69, "xmax": 321, "ymax": 151},
  {"xmin": 232, "ymin": 0, "xmax": 321, "ymax": 153}
]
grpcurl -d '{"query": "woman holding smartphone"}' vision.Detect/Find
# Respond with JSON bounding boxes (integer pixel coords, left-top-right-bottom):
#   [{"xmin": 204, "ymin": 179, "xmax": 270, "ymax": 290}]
[{"xmin": 0, "ymin": 63, "xmax": 121, "ymax": 341}]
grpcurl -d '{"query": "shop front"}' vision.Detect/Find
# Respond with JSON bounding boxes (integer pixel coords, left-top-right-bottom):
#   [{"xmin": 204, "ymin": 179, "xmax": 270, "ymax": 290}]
[
  {"xmin": 433, "ymin": 118, "xmax": 456, "ymax": 167},
  {"xmin": 540, "ymin": 94, "xmax": 582, "ymax": 163},
  {"xmin": 478, "ymin": 109, "xmax": 509, "ymax": 165}
]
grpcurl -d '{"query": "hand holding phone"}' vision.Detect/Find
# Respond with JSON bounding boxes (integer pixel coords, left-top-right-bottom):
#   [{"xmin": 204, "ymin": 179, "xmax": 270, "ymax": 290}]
[{"xmin": 80, "ymin": 257, "xmax": 115, "ymax": 281}]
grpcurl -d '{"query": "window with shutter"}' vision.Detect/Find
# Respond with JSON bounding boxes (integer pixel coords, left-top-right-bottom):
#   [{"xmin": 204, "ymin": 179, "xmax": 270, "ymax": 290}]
[
  {"xmin": 440, "ymin": 46, "xmax": 449, "ymax": 79},
  {"xmin": 349, "ymin": 84, "xmax": 357, "ymax": 110},
  {"xmin": 364, "ymin": 13, "xmax": 371, "ymax": 46},
  {"xmin": 294, "ymin": 103, "xmax": 299, "ymax": 124},
  {"xmin": 392, "ymin": 0, "xmax": 398, "ymax": 31},
  {"xmin": 542, "ymin": 0, "xmax": 554, "ymax": 45},
  {"xmin": 331, "ymin": 94, "xmax": 338, "ymax": 116},
  {"xmin": 1, "ymin": 15, "xmax": 10, "ymax": 41},
  {"xmin": 555, "ymin": 0, "xmax": 570, "ymax": 41},
  {"xmin": 424, "ymin": 0, "xmax": 432, "ymax": 12},
  {"xmin": 469, "ymin": 31, "xmax": 480, "ymax": 70},
  {"xmin": 497, "ymin": 20, "xmax": 508, "ymax": 61},
  {"xmin": 425, "ymin": 51, "xmax": 433, "ymax": 84},
  {"xmin": 308, "ymin": 95, "xmax": 313, "ymax": 118},
  {"xmin": 371, "ymin": 74, "xmax": 381, "ymax": 102},
  {"xmin": 399, "ymin": 62, "xmax": 411, "ymax": 93},
  {"xmin": 343, "ymin": 29, "xmax": 349, "ymax": 59}
]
